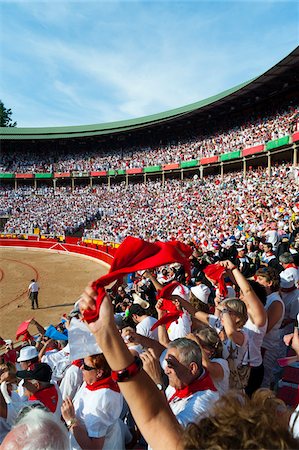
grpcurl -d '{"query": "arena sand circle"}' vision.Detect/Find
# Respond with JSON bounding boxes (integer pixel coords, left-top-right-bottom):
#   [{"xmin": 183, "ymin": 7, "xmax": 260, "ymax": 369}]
[{"xmin": 0, "ymin": 247, "xmax": 109, "ymax": 340}]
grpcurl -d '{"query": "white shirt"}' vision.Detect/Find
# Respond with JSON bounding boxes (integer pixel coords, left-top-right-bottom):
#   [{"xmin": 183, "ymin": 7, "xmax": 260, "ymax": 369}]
[
  {"xmin": 136, "ymin": 316, "xmax": 159, "ymax": 341},
  {"xmin": 210, "ymin": 357, "xmax": 230, "ymax": 395},
  {"xmin": 41, "ymin": 347, "xmax": 70, "ymax": 382},
  {"xmin": 290, "ymin": 404, "xmax": 299, "ymax": 438},
  {"xmin": 28, "ymin": 281, "xmax": 39, "ymax": 292},
  {"xmin": 243, "ymin": 317, "xmax": 268, "ymax": 367},
  {"xmin": 59, "ymin": 364, "xmax": 83, "ymax": 400},
  {"xmin": 167, "ymin": 310, "xmax": 192, "ymax": 341},
  {"xmin": 262, "ymin": 292, "xmax": 285, "ymax": 350},
  {"xmin": 166, "ymin": 379, "xmax": 218, "ymax": 427},
  {"xmin": 71, "ymin": 382, "xmax": 124, "ymax": 450}
]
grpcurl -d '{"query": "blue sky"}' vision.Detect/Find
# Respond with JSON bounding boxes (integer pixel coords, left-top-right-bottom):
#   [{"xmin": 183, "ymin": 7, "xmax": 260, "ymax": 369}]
[{"xmin": 0, "ymin": 0, "xmax": 298, "ymax": 128}]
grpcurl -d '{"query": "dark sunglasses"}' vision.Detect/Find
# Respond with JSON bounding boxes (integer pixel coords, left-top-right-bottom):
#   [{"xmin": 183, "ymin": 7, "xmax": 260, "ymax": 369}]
[{"xmin": 82, "ymin": 362, "xmax": 96, "ymax": 371}]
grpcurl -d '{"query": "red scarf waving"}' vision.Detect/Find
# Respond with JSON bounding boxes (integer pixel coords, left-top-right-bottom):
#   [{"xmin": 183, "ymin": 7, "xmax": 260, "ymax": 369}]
[
  {"xmin": 168, "ymin": 370, "xmax": 217, "ymax": 403},
  {"xmin": 151, "ymin": 282, "xmax": 184, "ymax": 331},
  {"xmin": 204, "ymin": 264, "xmax": 228, "ymax": 298},
  {"xmin": 86, "ymin": 375, "xmax": 120, "ymax": 393},
  {"xmin": 84, "ymin": 237, "xmax": 192, "ymax": 323}
]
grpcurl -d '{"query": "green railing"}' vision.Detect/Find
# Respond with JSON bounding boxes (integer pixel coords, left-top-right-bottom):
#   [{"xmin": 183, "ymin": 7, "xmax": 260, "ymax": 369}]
[
  {"xmin": 220, "ymin": 150, "xmax": 241, "ymax": 161},
  {"xmin": 180, "ymin": 159, "xmax": 198, "ymax": 168},
  {"xmin": 266, "ymin": 135, "xmax": 290, "ymax": 151},
  {"xmin": 144, "ymin": 165, "xmax": 161, "ymax": 173},
  {"xmin": 35, "ymin": 173, "xmax": 53, "ymax": 179},
  {"xmin": 0, "ymin": 173, "xmax": 14, "ymax": 179}
]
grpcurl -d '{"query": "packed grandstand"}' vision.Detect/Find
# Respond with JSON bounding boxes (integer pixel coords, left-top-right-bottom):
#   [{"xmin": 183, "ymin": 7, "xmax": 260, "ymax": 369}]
[{"xmin": 0, "ymin": 48, "xmax": 299, "ymax": 449}]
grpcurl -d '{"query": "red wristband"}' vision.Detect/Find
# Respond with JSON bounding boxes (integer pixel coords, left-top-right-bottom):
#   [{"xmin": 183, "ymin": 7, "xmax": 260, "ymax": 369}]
[{"xmin": 111, "ymin": 356, "xmax": 143, "ymax": 382}]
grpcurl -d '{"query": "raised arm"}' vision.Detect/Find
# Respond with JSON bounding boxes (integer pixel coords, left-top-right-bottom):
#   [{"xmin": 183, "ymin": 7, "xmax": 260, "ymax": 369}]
[
  {"xmin": 80, "ymin": 287, "xmax": 182, "ymax": 450},
  {"xmin": 217, "ymin": 304, "xmax": 245, "ymax": 346},
  {"xmin": 123, "ymin": 330, "xmax": 166, "ymax": 357},
  {"xmin": 219, "ymin": 260, "xmax": 267, "ymax": 327}
]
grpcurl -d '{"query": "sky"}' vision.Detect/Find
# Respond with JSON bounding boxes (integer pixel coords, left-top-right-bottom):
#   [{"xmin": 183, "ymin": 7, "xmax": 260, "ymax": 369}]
[{"xmin": 0, "ymin": 0, "xmax": 298, "ymax": 128}]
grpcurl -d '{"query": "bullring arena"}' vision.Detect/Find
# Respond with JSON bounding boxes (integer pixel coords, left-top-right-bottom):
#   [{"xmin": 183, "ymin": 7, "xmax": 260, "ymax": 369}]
[{"xmin": 0, "ymin": 242, "xmax": 110, "ymax": 340}]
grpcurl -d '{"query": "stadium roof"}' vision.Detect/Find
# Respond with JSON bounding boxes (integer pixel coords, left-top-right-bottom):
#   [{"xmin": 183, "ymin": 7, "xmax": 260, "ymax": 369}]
[{"xmin": 1, "ymin": 46, "xmax": 299, "ymax": 141}]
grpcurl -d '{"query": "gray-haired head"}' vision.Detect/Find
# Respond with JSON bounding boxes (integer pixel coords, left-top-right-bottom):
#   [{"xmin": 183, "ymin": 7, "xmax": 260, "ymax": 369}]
[
  {"xmin": 279, "ymin": 252, "xmax": 294, "ymax": 265},
  {"xmin": 168, "ymin": 337, "xmax": 202, "ymax": 368},
  {"xmin": 2, "ymin": 407, "xmax": 69, "ymax": 450}
]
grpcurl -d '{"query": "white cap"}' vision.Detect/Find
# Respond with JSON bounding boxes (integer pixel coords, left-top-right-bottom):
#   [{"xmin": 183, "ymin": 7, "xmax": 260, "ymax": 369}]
[
  {"xmin": 172, "ymin": 284, "xmax": 190, "ymax": 301},
  {"xmin": 191, "ymin": 284, "xmax": 211, "ymax": 304},
  {"xmin": 4, "ymin": 339, "xmax": 12, "ymax": 346},
  {"xmin": 132, "ymin": 293, "xmax": 150, "ymax": 309},
  {"xmin": 17, "ymin": 346, "xmax": 38, "ymax": 362}
]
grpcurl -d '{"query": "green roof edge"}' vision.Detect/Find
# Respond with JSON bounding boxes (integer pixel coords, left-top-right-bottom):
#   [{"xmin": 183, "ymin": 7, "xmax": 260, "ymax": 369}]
[{"xmin": 0, "ymin": 78, "xmax": 255, "ymax": 140}]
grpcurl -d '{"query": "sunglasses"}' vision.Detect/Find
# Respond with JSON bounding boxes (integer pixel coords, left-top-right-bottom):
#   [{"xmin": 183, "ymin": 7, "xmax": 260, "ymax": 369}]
[{"xmin": 82, "ymin": 362, "xmax": 96, "ymax": 371}]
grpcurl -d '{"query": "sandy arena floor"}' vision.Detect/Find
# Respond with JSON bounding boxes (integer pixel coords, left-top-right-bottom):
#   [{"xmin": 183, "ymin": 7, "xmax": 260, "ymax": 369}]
[{"xmin": 0, "ymin": 248, "xmax": 108, "ymax": 341}]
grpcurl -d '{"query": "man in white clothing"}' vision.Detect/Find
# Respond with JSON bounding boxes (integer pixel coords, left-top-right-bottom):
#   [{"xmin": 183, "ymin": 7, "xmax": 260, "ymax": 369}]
[
  {"xmin": 129, "ymin": 304, "xmax": 158, "ymax": 340},
  {"xmin": 28, "ymin": 279, "xmax": 39, "ymax": 310}
]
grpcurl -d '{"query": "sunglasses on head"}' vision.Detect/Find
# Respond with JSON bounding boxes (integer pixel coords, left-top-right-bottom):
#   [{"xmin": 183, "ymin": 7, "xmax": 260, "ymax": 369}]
[{"xmin": 82, "ymin": 362, "xmax": 96, "ymax": 371}]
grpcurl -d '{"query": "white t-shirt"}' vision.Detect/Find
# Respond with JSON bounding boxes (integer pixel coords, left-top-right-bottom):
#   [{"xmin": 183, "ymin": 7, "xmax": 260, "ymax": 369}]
[
  {"xmin": 262, "ymin": 292, "xmax": 285, "ymax": 350},
  {"xmin": 166, "ymin": 380, "xmax": 218, "ymax": 427},
  {"xmin": 167, "ymin": 310, "xmax": 192, "ymax": 341},
  {"xmin": 210, "ymin": 358, "xmax": 230, "ymax": 395},
  {"xmin": 136, "ymin": 316, "xmax": 158, "ymax": 341},
  {"xmin": 71, "ymin": 382, "xmax": 124, "ymax": 450},
  {"xmin": 28, "ymin": 281, "xmax": 39, "ymax": 292},
  {"xmin": 59, "ymin": 364, "xmax": 83, "ymax": 400},
  {"xmin": 42, "ymin": 347, "xmax": 70, "ymax": 382},
  {"xmin": 243, "ymin": 317, "xmax": 268, "ymax": 367},
  {"xmin": 265, "ymin": 230, "xmax": 279, "ymax": 249},
  {"xmin": 290, "ymin": 404, "xmax": 299, "ymax": 438}
]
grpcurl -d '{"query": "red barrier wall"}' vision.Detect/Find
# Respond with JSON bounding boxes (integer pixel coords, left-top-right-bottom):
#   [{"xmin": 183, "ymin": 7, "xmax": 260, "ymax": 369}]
[
  {"xmin": 15, "ymin": 174, "xmax": 34, "ymax": 179},
  {"xmin": 162, "ymin": 163, "xmax": 180, "ymax": 171},
  {"xmin": 292, "ymin": 132, "xmax": 299, "ymax": 143},
  {"xmin": 242, "ymin": 144, "xmax": 264, "ymax": 157},
  {"xmin": 200, "ymin": 156, "xmax": 218, "ymax": 165},
  {"xmin": 54, "ymin": 172, "xmax": 71, "ymax": 178},
  {"xmin": 90, "ymin": 171, "xmax": 107, "ymax": 176},
  {"xmin": 126, "ymin": 168, "xmax": 143, "ymax": 174},
  {"xmin": 0, "ymin": 239, "xmax": 114, "ymax": 265}
]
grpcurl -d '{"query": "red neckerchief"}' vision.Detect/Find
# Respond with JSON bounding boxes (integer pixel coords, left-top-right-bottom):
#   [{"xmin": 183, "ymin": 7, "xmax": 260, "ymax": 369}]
[
  {"xmin": 72, "ymin": 359, "xmax": 83, "ymax": 368},
  {"xmin": 285, "ymin": 263, "xmax": 298, "ymax": 269},
  {"xmin": 266, "ymin": 251, "xmax": 274, "ymax": 256},
  {"xmin": 83, "ymin": 238, "xmax": 192, "ymax": 323},
  {"xmin": 168, "ymin": 370, "xmax": 217, "ymax": 403},
  {"xmin": 29, "ymin": 385, "xmax": 58, "ymax": 413},
  {"xmin": 85, "ymin": 375, "xmax": 120, "ymax": 393}
]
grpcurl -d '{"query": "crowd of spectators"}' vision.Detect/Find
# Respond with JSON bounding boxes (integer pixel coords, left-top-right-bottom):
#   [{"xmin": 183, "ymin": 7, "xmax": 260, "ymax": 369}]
[
  {"xmin": 0, "ymin": 105, "xmax": 297, "ymax": 174},
  {"xmin": 0, "ymin": 234, "xmax": 298, "ymax": 449},
  {"xmin": 1, "ymin": 164, "xmax": 298, "ymax": 247}
]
